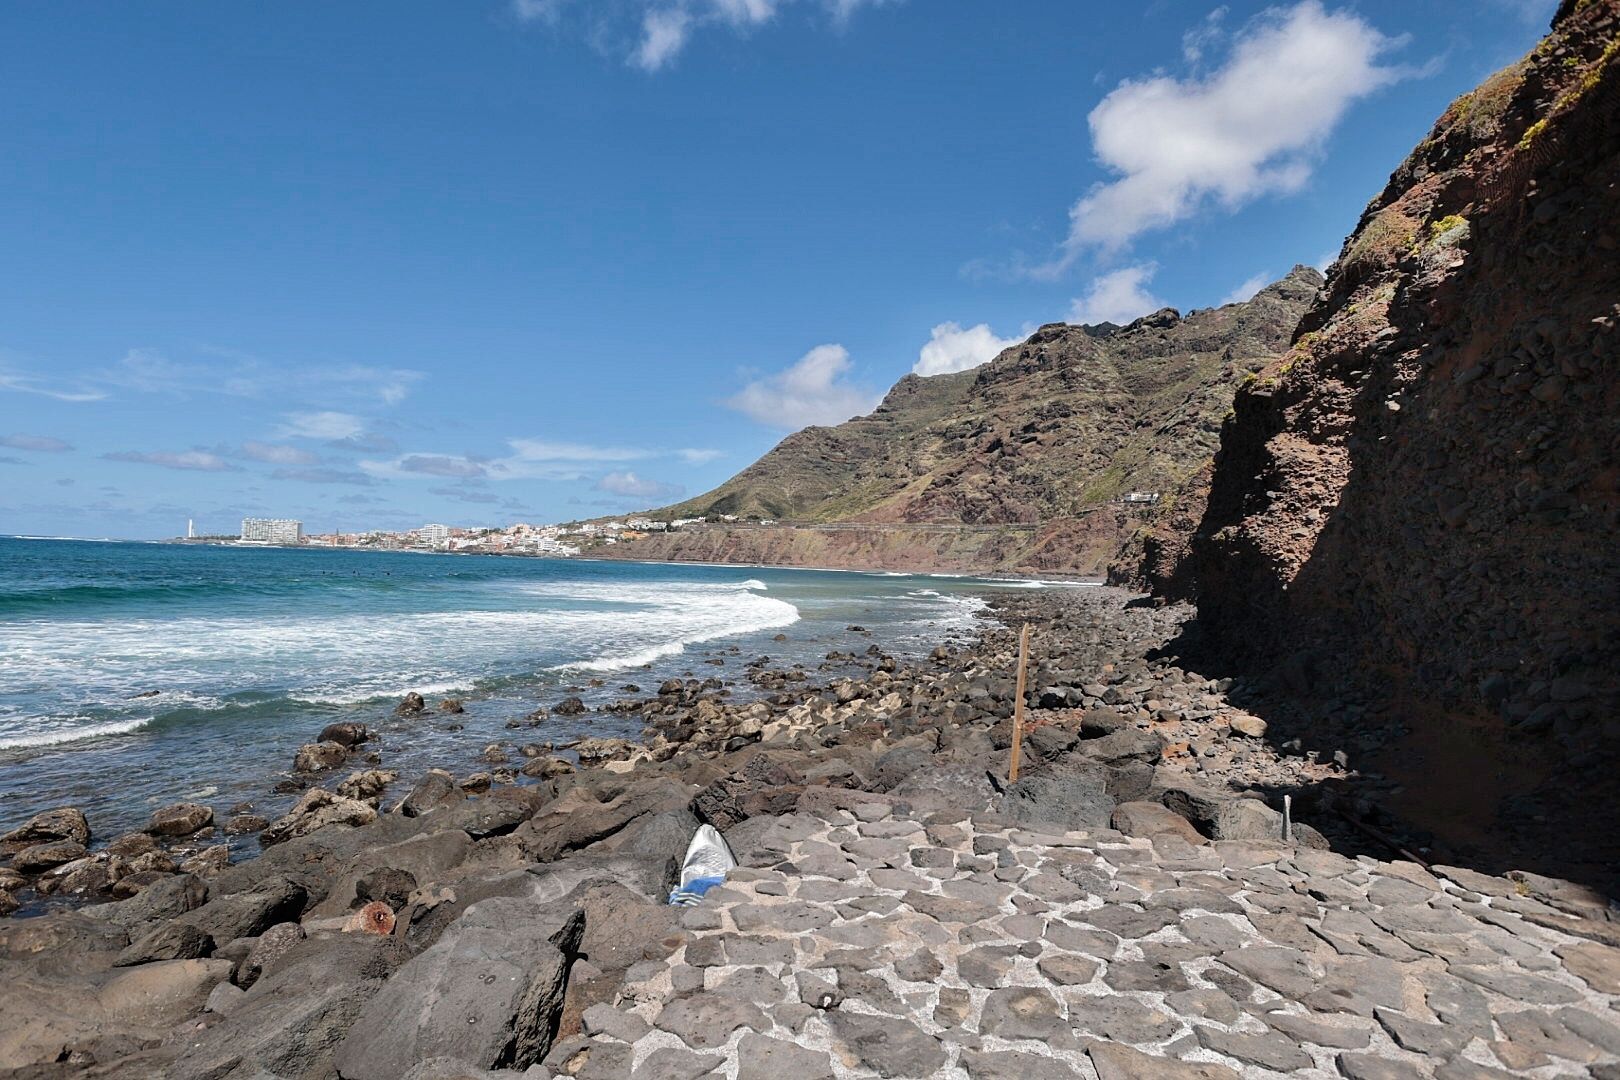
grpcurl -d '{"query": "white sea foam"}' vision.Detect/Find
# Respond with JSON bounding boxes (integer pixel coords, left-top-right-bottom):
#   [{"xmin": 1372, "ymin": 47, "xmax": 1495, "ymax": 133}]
[
  {"xmin": 0, "ymin": 716, "xmax": 152, "ymax": 750},
  {"xmin": 0, "ymin": 576, "xmax": 802, "ymax": 730}
]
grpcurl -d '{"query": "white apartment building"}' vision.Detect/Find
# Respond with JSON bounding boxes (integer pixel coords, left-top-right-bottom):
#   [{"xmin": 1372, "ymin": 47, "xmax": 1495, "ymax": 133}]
[
  {"xmin": 240, "ymin": 518, "xmax": 303, "ymax": 545},
  {"xmin": 419, "ymin": 523, "xmax": 450, "ymax": 545}
]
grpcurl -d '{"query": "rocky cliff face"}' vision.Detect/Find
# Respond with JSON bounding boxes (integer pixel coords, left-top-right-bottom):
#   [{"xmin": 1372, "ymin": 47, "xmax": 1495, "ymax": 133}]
[
  {"xmin": 1185, "ymin": 1, "xmax": 1620, "ymax": 869},
  {"xmin": 623, "ymin": 269, "xmax": 1321, "ymax": 575}
]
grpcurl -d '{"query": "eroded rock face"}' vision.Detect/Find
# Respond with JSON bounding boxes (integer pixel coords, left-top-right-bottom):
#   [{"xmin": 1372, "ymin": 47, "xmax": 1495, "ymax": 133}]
[{"xmin": 1181, "ymin": 1, "xmax": 1620, "ymax": 882}]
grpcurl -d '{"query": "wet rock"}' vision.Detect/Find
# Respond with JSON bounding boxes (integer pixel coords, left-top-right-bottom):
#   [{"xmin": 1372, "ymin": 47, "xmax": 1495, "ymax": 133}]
[
  {"xmin": 318, "ymin": 722, "xmax": 372, "ymax": 748},
  {"xmin": 11, "ymin": 839, "xmax": 87, "ymax": 871},
  {"xmin": 179, "ymin": 845, "xmax": 232, "ymax": 877},
  {"xmin": 224, "ymin": 812, "xmax": 270, "ymax": 836},
  {"xmin": 395, "ymin": 692, "xmax": 426, "ymax": 716},
  {"xmin": 102, "ymin": 831, "xmax": 157, "ymax": 857},
  {"xmin": 293, "ymin": 740, "xmax": 349, "ymax": 773},
  {"xmin": 2, "ymin": 807, "xmax": 90, "ymax": 847},
  {"xmin": 554, "ymin": 696, "xmax": 588, "ymax": 716},
  {"xmin": 260, "ymin": 788, "xmax": 377, "ymax": 846},
  {"xmin": 337, "ymin": 768, "xmax": 399, "ymax": 804},
  {"xmin": 146, "ymin": 802, "xmax": 214, "ymax": 837}
]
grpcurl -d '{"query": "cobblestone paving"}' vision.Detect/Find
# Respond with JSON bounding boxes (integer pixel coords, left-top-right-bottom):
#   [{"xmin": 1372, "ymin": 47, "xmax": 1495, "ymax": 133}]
[{"xmin": 542, "ymin": 802, "xmax": 1620, "ymax": 1079}]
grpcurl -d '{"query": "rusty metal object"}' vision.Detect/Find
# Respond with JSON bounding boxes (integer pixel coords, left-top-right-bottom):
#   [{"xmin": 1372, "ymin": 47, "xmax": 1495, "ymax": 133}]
[{"xmin": 348, "ymin": 900, "xmax": 396, "ymax": 936}]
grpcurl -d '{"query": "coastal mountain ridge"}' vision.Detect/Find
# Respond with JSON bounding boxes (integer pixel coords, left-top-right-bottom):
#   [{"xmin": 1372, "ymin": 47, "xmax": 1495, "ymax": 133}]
[{"xmin": 608, "ymin": 267, "xmax": 1322, "ymax": 575}]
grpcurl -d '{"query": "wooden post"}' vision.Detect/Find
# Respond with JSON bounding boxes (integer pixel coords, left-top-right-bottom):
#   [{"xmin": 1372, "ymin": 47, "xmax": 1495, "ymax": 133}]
[{"xmin": 1008, "ymin": 623, "xmax": 1031, "ymax": 783}]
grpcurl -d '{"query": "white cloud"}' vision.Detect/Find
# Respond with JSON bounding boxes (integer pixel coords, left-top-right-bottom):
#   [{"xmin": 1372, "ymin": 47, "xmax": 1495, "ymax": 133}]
[
  {"xmin": 519, "ymin": 0, "xmax": 896, "ymax": 71},
  {"xmin": 713, "ymin": 0, "xmax": 780, "ymax": 24},
  {"xmin": 677, "ymin": 447, "xmax": 724, "ymax": 464},
  {"xmin": 1182, "ymin": 6, "xmax": 1228, "ymax": 63},
  {"xmin": 511, "ymin": 0, "xmax": 568, "ymax": 20},
  {"xmin": 913, "ymin": 322, "xmax": 1021, "ymax": 377},
  {"xmin": 0, "ymin": 434, "xmax": 73, "ymax": 452},
  {"xmin": 596, "ymin": 471, "xmax": 686, "ymax": 500},
  {"xmin": 359, "ymin": 438, "xmax": 709, "ymax": 484},
  {"xmin": 506, "ymin": 439, "xmax": 648, "ymax": 462},
  {"xmin": 280, "ymin": 411, "xmax": 367, "ymax": 441},
  {"xmin": 241, "ymin": 441, "xmax": 320, "ymax": 466},
  {"xmin": 1217, "ymin": 271, "xmax": 1272, "ymax": 306},
  {"xmin": 0, "ymin": 360, "xmax": 107, "ymax": 402},
  {"xmin": 726, "ymin": 344, "xmax": 881, "ymax": 430},
  {"xmin": 103, "ymin": 450, "xmax": 239, "ymax": 472},
  {"xmin": 1069, "ymin": 264, "xmax": 1166, "ymax": 326},
  {"xmin": 1059, "ymin": 1, "xmax": 1404, "ymax": 260},
  {"xmin": 634, "ymin": 8, "xmax": 693, "ymax": 71}
]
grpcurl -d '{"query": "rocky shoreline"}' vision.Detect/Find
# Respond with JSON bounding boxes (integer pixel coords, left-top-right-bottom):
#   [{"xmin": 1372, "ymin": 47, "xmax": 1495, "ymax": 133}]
[{"xmin": 3, "ymin": 587, "xmax": 1618, "ymax": 1078}]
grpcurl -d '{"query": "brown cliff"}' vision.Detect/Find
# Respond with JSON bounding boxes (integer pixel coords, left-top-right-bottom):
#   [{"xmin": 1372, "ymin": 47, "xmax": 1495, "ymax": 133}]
[{"xmin": 1185, "ymin": 1, "xmax": 1620, "ymax": 880}]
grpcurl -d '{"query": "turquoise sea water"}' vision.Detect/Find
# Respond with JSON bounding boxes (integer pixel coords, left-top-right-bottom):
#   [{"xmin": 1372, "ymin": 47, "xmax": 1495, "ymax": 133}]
[{"xmin": 0, "ymin": 536, "xmax": 1033, "ymax": 841}]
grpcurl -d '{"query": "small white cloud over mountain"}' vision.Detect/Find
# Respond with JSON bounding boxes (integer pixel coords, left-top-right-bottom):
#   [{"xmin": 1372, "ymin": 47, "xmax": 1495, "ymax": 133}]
[
  {"xmin": 913, "ymin": 322, "xmax": 1021, "ymax": 377},
  {"xmin": 726, "ymin": 344, "xmax": 882, "ymax": 430}
]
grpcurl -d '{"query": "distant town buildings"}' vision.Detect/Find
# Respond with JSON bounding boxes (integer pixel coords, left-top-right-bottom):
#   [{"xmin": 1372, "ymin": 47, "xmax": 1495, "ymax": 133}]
[
  {"xmin": 240, "ymin": 517, "xmax": 304, "ymax": 545},
  {"xmin": 418, "ymin": 523, "xmax": 450, "ymax": 547}
]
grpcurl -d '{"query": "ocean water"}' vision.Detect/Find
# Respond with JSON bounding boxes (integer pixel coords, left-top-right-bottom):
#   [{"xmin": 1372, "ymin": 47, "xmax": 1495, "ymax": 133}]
[{"xmin": 0, "ymin": 537, "xmax": 1023, "ymax": 843}]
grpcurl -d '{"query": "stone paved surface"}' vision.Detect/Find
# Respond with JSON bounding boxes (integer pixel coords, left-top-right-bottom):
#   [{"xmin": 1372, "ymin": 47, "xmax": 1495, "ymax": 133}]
[{"xmin": 542, "ymin": 801, "xmax": 1620, "ymax": 1079}]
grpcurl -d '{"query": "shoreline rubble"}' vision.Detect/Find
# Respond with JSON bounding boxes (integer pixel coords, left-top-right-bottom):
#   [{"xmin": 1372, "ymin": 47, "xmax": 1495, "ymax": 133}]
[{"xmin": 2, "ymin": 587, "xmax": 1617, "ymax": 1077}]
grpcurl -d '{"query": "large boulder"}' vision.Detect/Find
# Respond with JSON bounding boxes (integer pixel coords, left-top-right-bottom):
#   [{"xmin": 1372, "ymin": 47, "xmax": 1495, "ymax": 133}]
[
  {"xmin": 999, "ymin": 771, "xmax": 1115, "ymax": 832},
  {"xmin": 333, "ymin": 893, "xmax": 586, "ymax": 1078},
  {"xmin": 517, "ymin": 779, "xmax": 693, "ymax": 863},
  {"xmin": 1, "ymin": 807, "xmax": 91, "ymax": 848},
  {"xmin": 1112, "ymin": 801, "xmax": 1207, "ymax": 845},
  {"xmin": 435, "ymin": 789, "xmax": 545, "ymax": 840},
  {"xmin": 310, "ymin": 829, "xmax": 473, "ymax": 918},
  {"xmin": 692, "ymin": 755, "xmax": 803, "ymax": 831},
  {"xmin": 0, "ymin": 958, "xmax": 232, "ymax": 1072},
  {"xmin": 181, "ymin": 876, "xmax": 308, "ymax": 942},
  {"xmin": 146, "ymin": 802, "xmax": 214, "ymax": 837},
  {"xmin": 260, "ymin": 789, "xmax": 377, "ymax": 847},
  {"xmin": 167, "ymin": 933, "xmax": 413, "ymax": 1079},
  {"xmin": 95, "ymin": 872, "xmax": 210, "ymax": 930}
]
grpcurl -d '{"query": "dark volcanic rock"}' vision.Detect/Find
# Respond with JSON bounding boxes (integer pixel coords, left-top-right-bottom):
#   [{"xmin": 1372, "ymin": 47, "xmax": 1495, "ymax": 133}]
[{"xmin": 334, "ymin": 893, "xmax": 585, "ymax": 1077}]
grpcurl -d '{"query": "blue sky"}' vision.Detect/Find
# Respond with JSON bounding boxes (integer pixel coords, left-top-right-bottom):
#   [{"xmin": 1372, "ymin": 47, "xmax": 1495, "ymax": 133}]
[{"xmin": 0, "ymin": 0, "xmax": 1554, "ymax": 538}]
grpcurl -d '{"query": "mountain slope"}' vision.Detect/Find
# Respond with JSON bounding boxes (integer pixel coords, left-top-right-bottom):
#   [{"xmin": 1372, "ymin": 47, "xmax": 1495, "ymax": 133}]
[
  {"xmin": 630, "ymin": 269, "xmax": 1320, "ymax": 575},
  {"xmin": 1182, "ymin": 0, "xmax": 1620, "ymax": 880}
]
